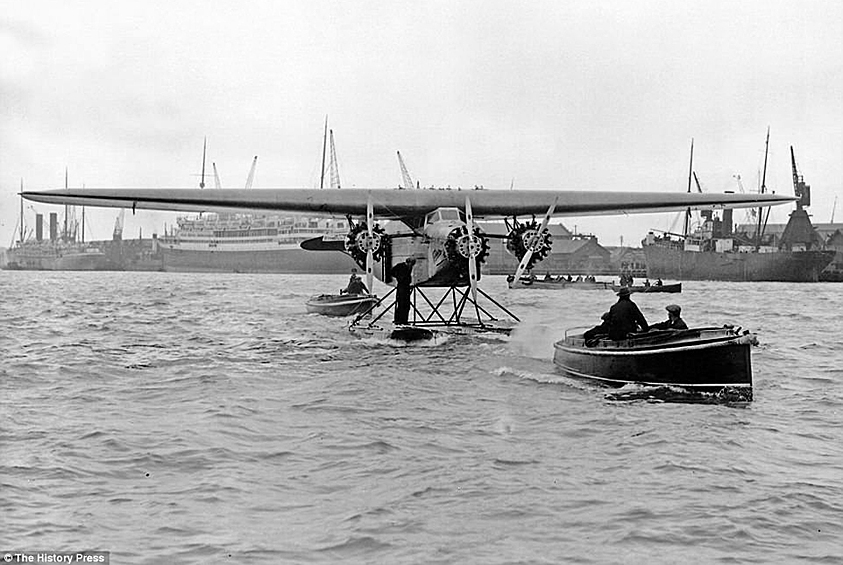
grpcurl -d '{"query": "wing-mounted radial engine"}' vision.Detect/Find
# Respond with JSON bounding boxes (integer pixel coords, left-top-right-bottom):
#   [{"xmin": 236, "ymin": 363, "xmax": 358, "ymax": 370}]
[
  {"xmin": 344, "ymin": 219, "xmax": 388, "ymax": 269},
  {"xmin": 506, "ymin": 218, "xmax": 553, "ymax": 271}
]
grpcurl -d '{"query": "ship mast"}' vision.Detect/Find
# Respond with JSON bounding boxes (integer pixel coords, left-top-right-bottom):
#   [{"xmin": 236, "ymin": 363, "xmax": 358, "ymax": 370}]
[
  {"xmin": 200, "ymin": 137, "xmax": 207, "ymax": 189},
  {"xmin": 683, "ymin": 138, "xmax": 694, "ymax": 238},
  {"xmin": 319, "ymin": 116, "xmax": 328, "ymax": 189},
  {"xmin": 754, "ymin": 127, "xmax": 770, "ymax": 249},
  {"xmin": 20, "ymin": 179, "xmax": 24, "ymax": 245},
  {"xmin": 64, "ymin": 167, "xmax": 69, "ymax": 243}
]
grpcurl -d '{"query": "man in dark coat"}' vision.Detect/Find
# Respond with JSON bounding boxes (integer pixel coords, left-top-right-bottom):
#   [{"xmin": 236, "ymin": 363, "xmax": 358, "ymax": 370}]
[
  {"xmin": 584, "ymin": 311, "xmax": 612, "ymax": 345},
  {"xmin": 650, "ymin": 304, "xmax": 688, "ymax": 330},
  {"xmin": 343, "ymin": 269, "xmax": 369, "ymax": 295},
  {"xmin": 391, "ymin": 257, "xmax": 416, "ymax": 324},
  {"xmin": 608, "ymin": 286, "xmax": 648, "ymax": 340}
]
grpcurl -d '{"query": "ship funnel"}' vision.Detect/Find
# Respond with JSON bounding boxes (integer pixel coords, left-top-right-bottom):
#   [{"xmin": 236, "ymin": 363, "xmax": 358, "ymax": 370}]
[
  {"xmin": 722, "ymin": 191, "xmax": 734, "ymax": 235},
  {"xmin": 36, "ymin": 214, "xmax": 44, "ymax": 242},
  {"xmin": 49, "ymin": 212, "xmax": 58, "ymax": 242}
]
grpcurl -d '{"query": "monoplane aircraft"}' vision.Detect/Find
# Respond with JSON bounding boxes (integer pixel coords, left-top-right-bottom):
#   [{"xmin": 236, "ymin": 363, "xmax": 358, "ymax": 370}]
[{"xmin": 22, "ymin": 186, "xmax": 794, "ymax": 333}]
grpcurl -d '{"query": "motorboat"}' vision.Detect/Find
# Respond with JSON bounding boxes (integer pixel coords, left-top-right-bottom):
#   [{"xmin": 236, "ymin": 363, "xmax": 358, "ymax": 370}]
[
  {"xmin": 305, "ymin": 293, "xmax": 378, "ymax": 317},
  {"xmin": 553, "ymin": 326, "xmax": 754, "ymax": 399}
]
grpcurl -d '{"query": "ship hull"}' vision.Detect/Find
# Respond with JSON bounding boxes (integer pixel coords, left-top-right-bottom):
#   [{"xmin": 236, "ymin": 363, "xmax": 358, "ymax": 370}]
[
  {"xmin": 160, "ymin": 246, "xmax": 360, "ymax": 274},
  {"xmin": 642, "ymin": 244, "xmax": 834, "ymax": 282},
  {"xmin": 4, "ymin": 249, "xmax": 116, "ymax": 271}
]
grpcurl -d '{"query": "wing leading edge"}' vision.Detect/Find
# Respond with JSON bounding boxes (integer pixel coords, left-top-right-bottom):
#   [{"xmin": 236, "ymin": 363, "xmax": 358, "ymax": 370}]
[{"xmin": 20, "ymin": 187, "xmax": 796, "ymax": 219}]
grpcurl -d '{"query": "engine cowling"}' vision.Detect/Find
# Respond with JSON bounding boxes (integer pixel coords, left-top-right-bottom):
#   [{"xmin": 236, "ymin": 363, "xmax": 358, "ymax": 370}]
[
  {"xmin": 506, "ymin": 221, "xmax": 552, "ymax": 270},
  {"xmin": 445, "ymin": 225, "xmax": 489, "ymax": 275},
  {"xmin": 344, "ymin": 222, "xmax": 387, "ymax": 268}
]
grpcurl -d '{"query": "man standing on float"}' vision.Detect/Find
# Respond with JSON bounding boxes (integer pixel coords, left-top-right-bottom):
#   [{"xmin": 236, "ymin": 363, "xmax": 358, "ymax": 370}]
[{"xmin": 391, "ymin": 257, "xmax": 416, "ymax": 325}]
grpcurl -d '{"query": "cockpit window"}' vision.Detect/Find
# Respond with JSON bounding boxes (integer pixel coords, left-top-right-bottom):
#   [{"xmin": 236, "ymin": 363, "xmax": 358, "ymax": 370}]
[{"xmin": 425, "ymin": 208, "xmax": 466, "ymax": 225}]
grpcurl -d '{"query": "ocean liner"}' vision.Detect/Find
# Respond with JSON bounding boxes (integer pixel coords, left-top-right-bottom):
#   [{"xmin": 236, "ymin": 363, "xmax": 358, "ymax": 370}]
[
  {"xmin": 642, "ymin": 139, "xmax": 834, "ymax": 282},
  {"xmin": 158, "ymin": 212, "xmax": 359, "ymax": 273}
]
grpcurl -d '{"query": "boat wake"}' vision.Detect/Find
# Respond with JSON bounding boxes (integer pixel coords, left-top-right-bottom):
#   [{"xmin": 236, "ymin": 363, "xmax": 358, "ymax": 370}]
[
  {"xmin": 605, "ymin": 383, "xmax": 753, "ymax": 404},
  {"xmin": 494, "ymin": 365, "xmax": 597, "ymax": 392}
]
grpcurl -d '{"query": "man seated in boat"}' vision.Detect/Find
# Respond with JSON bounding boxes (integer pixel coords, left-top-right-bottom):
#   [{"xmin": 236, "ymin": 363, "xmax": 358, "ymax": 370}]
[
  {"xmin": 607, "ymin": 286, "xmax": 649, "ymax": 340},
  {"xmin": 655, "ymin": 278, "xmax": 663, "ymax": 287},
  {"xmin": 584, "ymin": 311, "xmax": 612, "ymax": 346},
  {"xmin": 649, "ymin": 304, "xmax": 688, "ymax": 331},
  {"xmin": 342, "ymin": 269, "xmax": 369, "ymax": 295}
]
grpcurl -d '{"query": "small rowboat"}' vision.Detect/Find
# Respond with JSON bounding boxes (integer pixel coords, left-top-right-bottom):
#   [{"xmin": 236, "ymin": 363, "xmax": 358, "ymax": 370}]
[
  {"xmin": 553, "ymin": 326, "xmax": 754, "ymax": 398},
  {"xmin": 305, "ymin": 293, "xmax": 378, "ymax": 317},
  {"xmin": 609, "ymin": 282, "xmax": 682, "ymax": 294}
]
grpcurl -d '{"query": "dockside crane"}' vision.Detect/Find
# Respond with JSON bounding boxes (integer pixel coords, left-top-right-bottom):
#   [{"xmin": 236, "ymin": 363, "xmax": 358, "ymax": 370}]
[
  {"xmin": 245, "ymin": 156, "xmax": 258, "ymax": 189},
  {"xmin": 328, "ymin": 130, "xmax": 341, "ymax": 189},
  {"xmin": 113, "ymin": 208, "xmax": 125, "ymax": 241},
  {"xmin": 397, "ymin": 151, "xmax": 418, "ymax": 189},
  {"xmin": 790, "ymin": 146, "xmax": 811, "ymax": 210}
]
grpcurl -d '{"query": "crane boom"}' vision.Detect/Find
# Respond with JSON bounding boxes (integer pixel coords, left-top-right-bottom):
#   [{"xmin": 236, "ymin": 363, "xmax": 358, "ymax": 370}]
[
  {"xmin": 397, "ymin": 151, "xmax": 416, "ymax": 189},
  {"xmin": 328, "ymin": 130, "xmax": 341, "ymax": 189},
  {"xmin": 790, "ymin": 146, "xmax": 810, "ymax": 210},
  {"xmin": 245, "ymin": 156, "xmax": 258, "ymax": 189}
]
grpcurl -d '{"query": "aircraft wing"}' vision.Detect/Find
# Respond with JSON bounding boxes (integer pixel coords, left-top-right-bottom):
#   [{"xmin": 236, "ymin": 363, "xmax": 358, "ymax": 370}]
[{"xmin": 20, "ymin": 187, "xmax": 796, "ymax": 218}]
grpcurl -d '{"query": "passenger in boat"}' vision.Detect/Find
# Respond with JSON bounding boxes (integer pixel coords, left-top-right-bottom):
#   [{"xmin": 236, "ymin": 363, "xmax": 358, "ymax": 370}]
[
  {"xmin": 655, "ymin": 278, "xmax": 663, "ymax": 287},
  {"xmin": 343, "ymin": 270, "xmax": 369, "ymax": 295},
  {"xmin": 607, "ymin": 286, "xmax": 649, "ymax": 340},
  {"xmin": 650, "ymin": 304, "xmax": 688, "ymax": 331},
  {"xmin": 584, "ymin": 312, "xmax": 612, "ymax": 345},
  {"xmin": 391, "ymin": 257, "xmax": 416, "ymax": 324}
]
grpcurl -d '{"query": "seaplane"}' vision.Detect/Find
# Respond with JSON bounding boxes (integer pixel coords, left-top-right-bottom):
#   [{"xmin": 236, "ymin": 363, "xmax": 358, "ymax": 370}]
[{"xmin": 21, "ymin": 184, "xmax": 794, "ymax": 337}]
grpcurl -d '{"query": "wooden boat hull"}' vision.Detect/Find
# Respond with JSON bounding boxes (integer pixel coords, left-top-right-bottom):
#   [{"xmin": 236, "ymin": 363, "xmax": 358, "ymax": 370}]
[
  {"xmin": 609, "ymin": 283, "xmax": 682, "ymax": 293},
  {"xmin": 305, "ymin": 294, "xmax": 378, "ymax": 317},
  {"xmin": 509, "ymin": 279, "xmax": 612, "ymax": 290},
  {"xmin": 553, "ymin": 328, "xmax": 753, "ymax": 396}
]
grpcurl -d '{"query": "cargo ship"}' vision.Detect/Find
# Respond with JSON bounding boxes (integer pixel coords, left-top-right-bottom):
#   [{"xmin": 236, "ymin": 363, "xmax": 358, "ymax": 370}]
[
  {"xmin": 642, "ymin": 141, "xmax": 834, "ymax": 282},
  {"xmin": 3, "ymin": 208, "xmax": 117, "ymax": 271}
]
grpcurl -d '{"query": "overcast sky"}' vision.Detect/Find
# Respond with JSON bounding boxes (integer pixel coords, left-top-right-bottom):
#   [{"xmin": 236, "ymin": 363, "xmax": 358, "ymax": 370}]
[{"xmin": 2, "ymin": 0, "xmax": 841, "ymax": 248}]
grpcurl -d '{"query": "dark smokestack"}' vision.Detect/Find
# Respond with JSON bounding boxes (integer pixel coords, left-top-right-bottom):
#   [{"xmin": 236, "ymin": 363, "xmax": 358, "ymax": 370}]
[
  {"xmin": 36, "ymin": 214, "xmax": 44, "ymax": 242},
  {"xmin": 722, "ymin": 191, "xmax": 734, "ymax": 235},
  {"xmin": 49, "ymin": 212, "xmax": 58, "ymax": 242}
]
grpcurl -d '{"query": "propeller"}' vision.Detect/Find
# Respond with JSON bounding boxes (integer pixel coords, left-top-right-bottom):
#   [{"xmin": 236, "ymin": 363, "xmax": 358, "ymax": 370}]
[
  {"xmin": 464, "ymin": 195, "xmax": 479, "ymax": 305},
  {"xmin": 511, "ymin": 198, "xmax": 557, "ymax": 286},
  {"xmin": 366, "ymin": 192, "xmax": 374, "ymax": 294}
]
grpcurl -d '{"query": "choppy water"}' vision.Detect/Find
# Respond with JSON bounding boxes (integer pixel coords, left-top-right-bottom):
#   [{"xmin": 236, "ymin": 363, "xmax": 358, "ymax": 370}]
[{"xmin": 1, "ymin": 271, "xmax": 841, "ymax": 564}]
